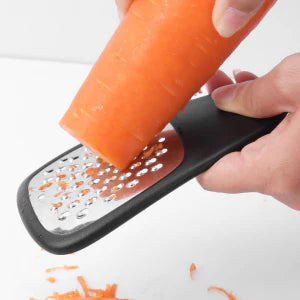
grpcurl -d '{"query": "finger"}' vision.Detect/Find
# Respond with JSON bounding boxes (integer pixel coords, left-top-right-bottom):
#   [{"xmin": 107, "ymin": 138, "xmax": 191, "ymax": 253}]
[
  {"xmin": 213, "ymin": 0, "xmax": 266, "ymax": 37},
  {"xmin": 211, "ymin": 55, "xmax": 300, "ymax": 118},
  {"xmin": 233, "ymin": 69, "xmax": 257, "ymax": 83},
  {"xmin": 197, "ymin": 134, "xmax": 269, "ymax": 193},
  {"xmin": 115, "ymin": 0, "xmax": 133, "ymax": 19},
  {"xmin": 206, "ymin": 70, "xmax": 233, "ymax": 94}
]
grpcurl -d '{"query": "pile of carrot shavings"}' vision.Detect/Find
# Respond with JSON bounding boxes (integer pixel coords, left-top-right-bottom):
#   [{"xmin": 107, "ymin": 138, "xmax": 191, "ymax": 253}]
[
  {"xmin": 189, "ymin": 263, "xmax": 196, "ymax": 280},
  {"xmin": 208, "ymin": 286, "xmax": 236, "ymax": 300},
  {"xmin": 46, "ymin": 265, "xmax": 79, "ymax": 273},
  {"xmin": 31, "ymin": 276, "xmax": 129, "ymax": 300}
]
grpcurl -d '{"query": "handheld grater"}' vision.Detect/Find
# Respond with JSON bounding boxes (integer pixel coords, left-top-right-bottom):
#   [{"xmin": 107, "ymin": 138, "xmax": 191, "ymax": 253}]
[{"xmin": 17, "ymin": 95, "xmax": 285, "ymax": 254}]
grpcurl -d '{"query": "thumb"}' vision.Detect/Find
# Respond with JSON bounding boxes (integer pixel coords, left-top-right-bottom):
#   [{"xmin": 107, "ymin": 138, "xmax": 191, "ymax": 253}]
[
  {"xmin": 211, "ymin": 55, "xmax": 300, "ymax": 118},
  {"xmin": 213, "ymin": 0, "xmax": 266, "ymax": 37},
  {"xmin": 115, "ymin": 0, "xmax": 133, "ymax": 19}
]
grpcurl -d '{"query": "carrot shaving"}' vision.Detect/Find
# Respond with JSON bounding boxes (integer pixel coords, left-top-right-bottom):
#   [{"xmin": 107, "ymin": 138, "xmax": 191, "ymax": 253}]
[
  {"xmin": 57, "ymin": 181, "xmax": 67, "ymax": 190},
  {"xmin": 75, "ymin": 181, "xmax": 84, "ymax": 187},
  {"xmin": 208, "ymin": 286, "xmax": 236, "ymax": 300},
  {"xmin": 39, "ymin": 182, "xmax": 52, "ymax": 191},
  {"xmin": 54, "ymin": 192, "xmax": 62, "ymax": 198},
  {"xmin": 28, "ymin": 187, "xmax": 34, "ymax": 191},
  {"xmin": 142, "ymin": 143, "xmax": 164, "ymax": 159},
  {"xmin": 85, "ymin": 153, "xmax": 93, "ymax": 158},
  {"xmin": 46, "ymin": 277, "xmax": 56, "ymax": 283},
  {"xmin": 52, "ymin": 202, "xmax": 62, "ymax": 209},
  {"xmin": 69, "ymin": 164, "xmax": 78, "ymax": 169},
  {"xmin": 56, "ymin": 174, "xmax": 66, "ymax": 179},
  {"xmin": 45, "ymin": 265, "xmax": 78, "ymax": 273},
  {"xmin": 80, "ymin": 189, "xmax": 90, "ymax": 195},
  {"xmin": 86, "ymin": 168, "xmax": 95, "ymax": 176},
  {"xmin": 77, "ymin": 276, "xmax": 90, "ymax": 297},
  {"xmin": 70, "ymin": 174, "xmax": 77, "ymax": 180},
  {"xmin": 189, "ymin": 263, "xmax": 196, "ymax": 279}
]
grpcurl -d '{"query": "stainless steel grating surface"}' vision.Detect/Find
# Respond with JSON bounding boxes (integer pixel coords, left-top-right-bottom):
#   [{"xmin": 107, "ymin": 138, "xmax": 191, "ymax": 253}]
[{"xmin": 28, "ymin": 124, "xmax": 184, "ymax": 234}]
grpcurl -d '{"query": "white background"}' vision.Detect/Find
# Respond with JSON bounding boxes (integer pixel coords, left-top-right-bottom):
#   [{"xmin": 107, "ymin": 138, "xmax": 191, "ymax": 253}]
[{"xmin": 1, "ymin": 1, "xmax": 300, "ymax": 299}]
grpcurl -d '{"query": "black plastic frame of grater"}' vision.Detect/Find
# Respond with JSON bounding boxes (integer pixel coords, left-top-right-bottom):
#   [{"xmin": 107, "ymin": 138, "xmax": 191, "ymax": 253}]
[{"xmin": 17, "ymin": 95, "xmax": 286, "ymax": 254}]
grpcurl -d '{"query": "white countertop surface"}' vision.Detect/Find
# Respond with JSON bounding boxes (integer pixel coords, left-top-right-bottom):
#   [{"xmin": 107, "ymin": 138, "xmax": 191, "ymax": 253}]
[{"xmin": 1, "ymin": 16, "xmax": 300, "ymax": 298}]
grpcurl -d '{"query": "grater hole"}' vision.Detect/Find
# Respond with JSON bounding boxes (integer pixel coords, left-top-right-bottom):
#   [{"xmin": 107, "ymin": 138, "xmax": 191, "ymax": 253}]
[
  {"xmin": 155, "ymin": 148, "xmax": 168, "ymax": 156},
  {"xmin": 69, "ymin": 164, "xmax": 78, "ymax": 171},
  {"xmin": 104, "ymin": 176, "xmax": 117, "ymax": 184},
  {"xmin": 79, "ymin": 189, "xmax": 90, "ymax": 197},
  {"xmin": 85, "ymin": 197, "xmax": 97, "ymax": 206},
  {"xmin": 145, "ymin": 157, "xmax": 157, "ymax": 166},
  {"xmin": 68, "ymin": 200, "xmax": 80, "ymax": 209},
  {"xmin": 158, "ymin": 137, "xmax": 166, "ymax": 143},
  {"xmin": 59, "ymin": 158, "xmax": 68, "ymax": 164},
  {"xmin": 51, "ymin": 202, "xmax": 63, "ymax": 211},
  {"xmin": 151, "ymin": 163, "xmax": 163, "ymax": 172},
  {"xmin": 58, "ymin": 211, "xmax": 70, "ymax": 221},
  {"xmin": 62, "ymin": 193, "xmax": 71, "ymax": 201},
  {"xmin": 57, "ymin": 166, "xmax": 67, "ymax": 173},
  {"xmin": 136, "ymin": 168, "xmax": 148, "ymax": 177},
  {"xmin": 92, "ymin": 178, "xmax": 101, "ymax": 184},
  {"xmin": 77, "ymin": 208, "xmax": 88, "ymax": 219},
  {"xmin": 44, "ymin": 169, "xmax": 54, "ymax": 176},
  {"xmin": 38, "ymin": 194, "xmax": 45, "ymax": 200},
  {"xmin": 96, "ymin": 186, "xmax": 107, "ymax": 194},
  {"xmin": 111, "ymin": 183, "xmax": 124, "ymax": 193},
  {"xmin": 130, "ymin": 162, "xmax": 142, "ymax": 170},
  {"xmin": 126, "ymin": 179, "xmax": 139, "ymax": 188},
  {"xmin": 113, "ymin": 169, "xmax": 119, "ymax": 174},
  {"xmin": 104, "ymin": 194, "xmax": 116, "ymax": 202}
]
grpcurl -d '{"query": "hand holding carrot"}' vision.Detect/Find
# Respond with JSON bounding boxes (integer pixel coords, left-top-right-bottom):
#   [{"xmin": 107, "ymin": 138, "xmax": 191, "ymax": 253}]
[
  {"xmin": 197, "ymin": 54, "xmax": 300, "ymax": 210},
  {"xmin": 115, "ymin": 0, "xmax": 266, "ymax": 37}
]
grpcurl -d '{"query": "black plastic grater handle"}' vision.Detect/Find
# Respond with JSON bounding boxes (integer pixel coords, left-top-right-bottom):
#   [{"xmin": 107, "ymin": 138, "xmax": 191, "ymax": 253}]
[{"xmin": 17, "ymin": 95, "xmax": 286, "ymax": 254}]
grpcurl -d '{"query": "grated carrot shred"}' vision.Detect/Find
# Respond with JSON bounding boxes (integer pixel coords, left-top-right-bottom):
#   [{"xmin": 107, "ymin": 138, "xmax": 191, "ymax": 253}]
[
  {"xmin": 46, "ymin": 277, "xmax": 56, "ymax": 283},
  {"xmin": 45, "ymin": 265, "xmax": 78, "ymax": 273},
  {"xmin": 86, "ymin": 168, "xmax": 95, "ymax": 176},
  {"xmin": 189, "ymin": 263, "xmax": 196, "ymax": 279},
  {"xmin": 39, "ymin": 182, "xmax": 52, "ymax": 191},
  {"xmin": 208, "ymin": 286, "xmax": 236, "ymax": 300},
  {"xmin": 77, "ymin": 276, "xmax": 90, "ymax": 298},
  {"xmin": 57, "ymin": 181, "xmax": 67, "ymax": 190},
  {"xmin": 56, "ymin": 174, "xmax": 66, "ymax": 179}
]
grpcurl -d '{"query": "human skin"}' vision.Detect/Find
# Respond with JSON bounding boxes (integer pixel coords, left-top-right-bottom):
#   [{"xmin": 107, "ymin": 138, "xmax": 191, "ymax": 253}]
[{"xmin": 115, "ymin": 0, "xmax": 300, "ymax": 209}]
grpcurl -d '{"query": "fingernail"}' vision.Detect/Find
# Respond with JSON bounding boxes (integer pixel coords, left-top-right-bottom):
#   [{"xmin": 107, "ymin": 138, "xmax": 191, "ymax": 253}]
[
  {"xmin": 117, "ymin": 8, "xmax": 124, "ymax": 20},
  {"xmin": 212, "ymin": 84, "xmax": 236, "ymax": 107},
  {"xmin": 214, "ymin": 7, "xmax": 251, "ymax": 38},
  {"xmin": 233, "ymin": 69, "xmax": 242, "ymax": 77}
]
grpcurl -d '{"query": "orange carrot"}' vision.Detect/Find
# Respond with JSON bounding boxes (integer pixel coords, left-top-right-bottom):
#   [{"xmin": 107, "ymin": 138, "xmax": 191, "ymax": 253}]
[
  {"xmin": 46, "ymin": 277, "xmax": 56, "ymax": 283},
  {"xmin": 45, "ymin": 265, "xmax": 78, "ymax": 273},
  {"xmin": 189, "ymin": 263, "xmax": 196, "ymax": 279},
  {"xmin": 208, "ymin": 286, "xmax": 237, "ymax": 300},
  {"xmin": 60, "ymin": 0, "xmax": 276, "ymax": 170}
]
